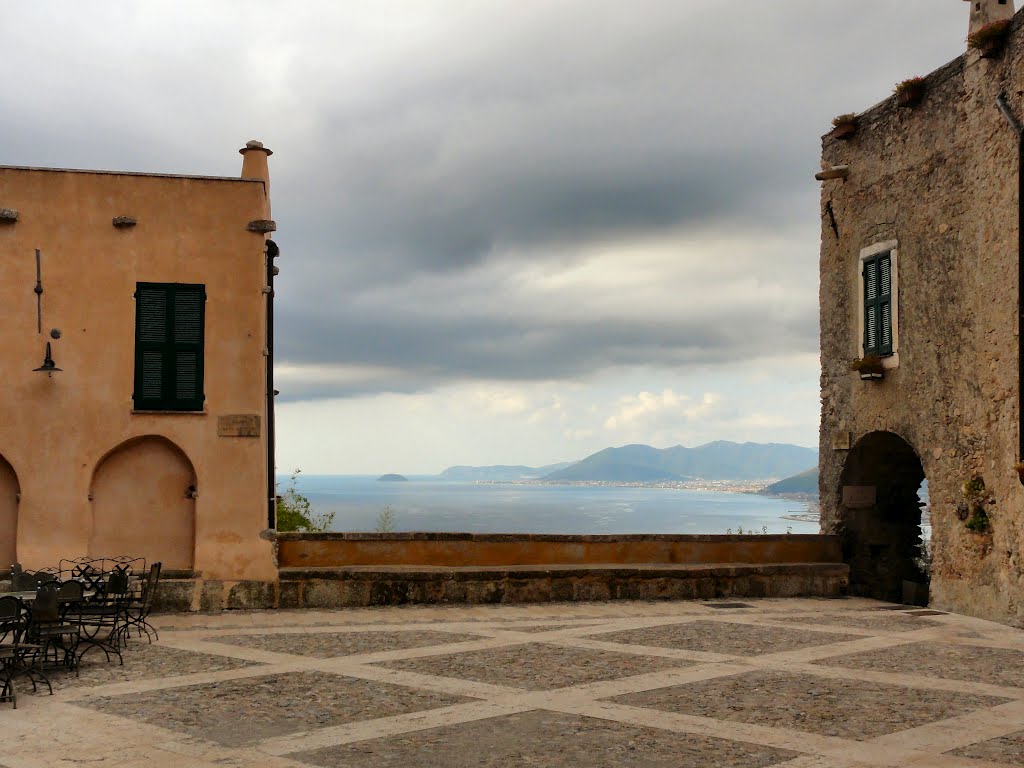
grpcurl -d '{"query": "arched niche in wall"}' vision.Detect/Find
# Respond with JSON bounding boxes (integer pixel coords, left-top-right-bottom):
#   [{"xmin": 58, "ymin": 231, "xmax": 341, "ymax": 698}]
[
  {"xmin": 0, "ymin": 454, "xmax": 19, "ymax": 568},
  {"xmin": 89, "ymin": 436, "xmax": 196, "ymax": 570}
]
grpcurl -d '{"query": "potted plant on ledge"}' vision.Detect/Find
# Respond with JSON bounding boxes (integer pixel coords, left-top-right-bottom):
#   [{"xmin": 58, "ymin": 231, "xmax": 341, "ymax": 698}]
[
  {"xmin": 968, "ymin": 20, "xmax": 1013, "ymax": 59},
  {"xmin": 831, "ymin": 113, "xmax": 858, "ymax": 141},
  {"xmin": 895, "ymin": 77, "xmax": 925, "ymax": 108},
  {"xmin": 850, "ymin": 355, "xmax": 885, "ymax": 380}
]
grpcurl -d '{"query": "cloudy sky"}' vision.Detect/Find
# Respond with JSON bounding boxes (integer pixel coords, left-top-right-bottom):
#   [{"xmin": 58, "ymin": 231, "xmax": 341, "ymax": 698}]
[{"xmin": 2, "ymin": 2, "xmax": 973, "ymax": 473}]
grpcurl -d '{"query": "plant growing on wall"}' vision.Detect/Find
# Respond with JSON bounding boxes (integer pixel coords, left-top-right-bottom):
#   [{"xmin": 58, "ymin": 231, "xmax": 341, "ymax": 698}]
[
  {"xmin": 375, "ymin": 505, "xmax": 396, "ymax": 533},
  {"xmin": 968, "ymin": 20, "xmax": 1013, "ymax": 58},
  {"xmin": 850, "ymin": 355, "xmax": 885, "ymax": 380},
  {"xmin": 831, "ymin": 113, "xmax": 859, "ymax": 141},
  {"xmin": 961, "ymin": 475, "xmax": 993, "ymax": 535},
  {"xmin": 276, "ymin": 469, "xmax": 336, "ymax": 532},
  {"xmin": 895, "ymin": 77, "xmax": 926, "ymax": 108}
]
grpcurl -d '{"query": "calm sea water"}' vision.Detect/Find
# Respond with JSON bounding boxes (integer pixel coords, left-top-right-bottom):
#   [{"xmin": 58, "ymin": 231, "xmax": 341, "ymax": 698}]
[{"xmin": 286, "ymin": 476, "xmax": 819, "ymax": 535}]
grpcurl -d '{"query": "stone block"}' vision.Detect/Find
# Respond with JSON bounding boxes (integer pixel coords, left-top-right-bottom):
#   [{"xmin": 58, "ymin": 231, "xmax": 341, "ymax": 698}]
[
  {"xmin": 278, "ymin": 580, "xmax": 301, "ymax": 609},
  {"xmin": 152, "ymin": 580, "xmax": 196, "ymax": 613},
  {"xmin": 574, "ymin": 580, "xmax": 611, "ymax": 602},
  {"xmin": 503, "ymin": 578, "xmax": 551, "ymax": 603},
  {"xmin": 463, "ymin": 580, "xmax": 505, "ymax": 604},
  {"xmin": 227, "ymin": 580, "xmax": 275, "ymax": 610},
  {"xmin": 303, "ymin": 580, "xmax": 343, "ymax": 609},
  {"xmin": 440, "ymin": 579, "xmax": 468, "ymax": 604},
  {"xmin": 550, "ymin": 578, "xmax": 576, "ymax": 602},
  {"xmin": 409, "ymin": 580, "xmax": 446, "ymax": 604},
  {"xmin": 369, "ymin": 580, "xmax": 412, "ymax": 606},
  {"xmin": 340, "ymin": 579, "xmax": 372, "ymax": 607},
  {"xmin": 200, "ymin": 580, "xmax": 227, "ymax": 612}
]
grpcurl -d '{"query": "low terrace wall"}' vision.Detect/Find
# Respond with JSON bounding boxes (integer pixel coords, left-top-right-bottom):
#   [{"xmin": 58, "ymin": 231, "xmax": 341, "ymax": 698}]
[{"xmin": 274, "ymin": 532, "xmax": 842, "ymax": 569}]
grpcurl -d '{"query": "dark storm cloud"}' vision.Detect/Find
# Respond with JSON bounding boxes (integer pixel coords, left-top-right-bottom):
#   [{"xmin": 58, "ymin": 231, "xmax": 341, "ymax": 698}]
[{"xmin": 0, "ymin": 2, "xmax": 970, "ymax": 399}]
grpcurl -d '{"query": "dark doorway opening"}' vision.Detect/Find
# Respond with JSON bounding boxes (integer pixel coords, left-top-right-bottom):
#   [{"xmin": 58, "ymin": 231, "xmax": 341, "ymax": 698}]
[{"xmin": 838, "ymin": 431, "xmax": 928, "ymax": 603}]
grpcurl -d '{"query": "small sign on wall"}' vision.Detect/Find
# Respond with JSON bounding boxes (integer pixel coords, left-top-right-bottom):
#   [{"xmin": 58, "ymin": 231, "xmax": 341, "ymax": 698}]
[
  {"xmin": 831, "ymin": 431, "xmax": 852, "ymax": 450},
  {"xmin": 843, "ymin": 485, "xmax": 877, "ymax": 508},
  {"xmin": 218, "ymin": 414, "xmax": 261, "ymax": 437}
]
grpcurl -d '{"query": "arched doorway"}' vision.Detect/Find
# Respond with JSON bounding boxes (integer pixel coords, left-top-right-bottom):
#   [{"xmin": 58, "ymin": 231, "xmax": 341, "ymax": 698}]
[
  {"xmin": 0, "ymin": 454, "xmax": 18, "ymax": 568},
  {"xmin": 838, "ymin": 431, "xmax": 928, "ymax": 602},
  {"xmin": 89, "ymin": 436, "xmax": 196, "ymax": 570}
]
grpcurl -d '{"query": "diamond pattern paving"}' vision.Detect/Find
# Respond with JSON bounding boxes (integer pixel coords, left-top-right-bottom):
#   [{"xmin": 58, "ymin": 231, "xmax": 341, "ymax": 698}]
[
  {"xmin": 6, "ymin": 598, "xmax": 1024, "ymax": 768},
  {"xmin": 588, "ymin": 620, "xmax": 858, "ymax": 655},
  {"xmin": 610, "ymin": 670, "xmax": 1010, "ymax": 740},
  {"xmin": 376, "ymin": 643, "xmax": 692, "ymax": 689},
  {"xmin": 83, "ymin": 671, "xmax": 474, "ymax": 747},
  {"xmin": 950, "ymin": 729, "xmax": 1024, "ymax": 764},
  {"xmin": 212, "ymin": 630, "xmax": 486, "ymax": 658},
  {"xmin": 818, "ymin": 640, "xmax": 1024, "ymax": 688},
  {"xmin": 292, "ymin": 710, "xmax": 799, "ymax": 768}
]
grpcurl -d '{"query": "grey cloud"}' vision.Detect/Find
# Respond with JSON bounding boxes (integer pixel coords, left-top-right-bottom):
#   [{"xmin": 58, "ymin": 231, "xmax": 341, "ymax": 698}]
[{"xmin": 0, "ymin": 1, "xmax": 971, "ymax": 400}]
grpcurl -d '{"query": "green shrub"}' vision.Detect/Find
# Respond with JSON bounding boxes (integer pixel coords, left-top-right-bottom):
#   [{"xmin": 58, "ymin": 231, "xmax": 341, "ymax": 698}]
[{"xmin": 276, "ymin": 469, "xmax": 335, "ymax": 532}]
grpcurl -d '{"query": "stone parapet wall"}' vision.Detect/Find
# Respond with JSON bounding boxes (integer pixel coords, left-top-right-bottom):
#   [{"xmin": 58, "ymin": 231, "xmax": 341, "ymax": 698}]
[
  {"xmin": 149, "ymin": 561, "xmax": 848, "ymax": 612},
  {"xmin": 274, "ymin": 532, "xmax": 842, "ymax": 569}
]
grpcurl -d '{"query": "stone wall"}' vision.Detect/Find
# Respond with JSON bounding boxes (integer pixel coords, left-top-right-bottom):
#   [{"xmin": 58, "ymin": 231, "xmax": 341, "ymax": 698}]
[
  {"xmin": 818, "ymin": 13, "xmax": 1024, "ymax": 626},
  {"xmin": 275, "ymin": 532, "xmax": 843, "ymax": 569}
]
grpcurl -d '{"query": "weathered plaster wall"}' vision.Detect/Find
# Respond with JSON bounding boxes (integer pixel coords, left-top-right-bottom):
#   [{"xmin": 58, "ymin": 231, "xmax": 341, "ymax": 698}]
[
  {"xmin": 0, "ymin": 162, "xmax": 276, "ymax": 580},
  {"xmin": 819, "ymin": 15, "xmax": 1024, "ymax": 625}
]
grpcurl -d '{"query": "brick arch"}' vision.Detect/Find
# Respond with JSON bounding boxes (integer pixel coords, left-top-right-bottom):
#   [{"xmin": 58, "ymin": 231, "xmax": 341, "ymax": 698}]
[
  {"xmin": 838, "ymin": 431, "xmax": 927, "ymax": 602},
  {"xmin": 0, "ymin": 453, "xmax": 19, "ymax": 568},
  {"xmin": 88, "ymin": 436, "xmax": 196, "ymax": 570}
]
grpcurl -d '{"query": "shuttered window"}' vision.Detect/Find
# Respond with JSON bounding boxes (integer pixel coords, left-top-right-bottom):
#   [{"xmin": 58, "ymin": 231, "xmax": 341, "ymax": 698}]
[
  {"xmin": 133, "ymin": 283, "xmax": 206, "ymax": 411},
  {"xmin": 863, "ymin": 251, "xmax": 893, "ymax": 357}
]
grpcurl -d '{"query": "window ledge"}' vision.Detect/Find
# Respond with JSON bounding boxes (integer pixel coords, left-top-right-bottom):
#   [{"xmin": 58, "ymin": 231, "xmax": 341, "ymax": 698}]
[{"xmin": 131, "ymin": 409, "xmax": 208, "ymax": 416}]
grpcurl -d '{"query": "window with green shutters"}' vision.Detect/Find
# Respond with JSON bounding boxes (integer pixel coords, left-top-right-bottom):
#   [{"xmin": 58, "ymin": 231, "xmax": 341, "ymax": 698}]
[
  {"xmin": 133, "ymin": 282, "xmax": 206, "ymax": 411},
  {"xmin": 863, "ymin": 251, "xmax": 893, "ymax": 357}
]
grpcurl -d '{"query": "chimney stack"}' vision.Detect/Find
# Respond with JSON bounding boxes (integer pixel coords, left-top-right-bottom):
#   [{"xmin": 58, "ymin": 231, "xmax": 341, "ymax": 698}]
[
  {"xmin": 239, "ymin": 139, "xmax": 272, "ymax": 217},
  {"xmin": 966, "ymin": 0, "xmax": 1015, "ymax": 37}
]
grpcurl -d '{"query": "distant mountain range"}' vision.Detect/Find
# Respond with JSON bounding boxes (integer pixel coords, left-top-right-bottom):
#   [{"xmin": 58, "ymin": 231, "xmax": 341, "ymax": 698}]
[
  {"xmin": 440, "ymin": 441, "xmax": 817, "ymax": 483},
  {"xmin": 439, "ymin": 462, "xmax": 574, "ymax": 481}
]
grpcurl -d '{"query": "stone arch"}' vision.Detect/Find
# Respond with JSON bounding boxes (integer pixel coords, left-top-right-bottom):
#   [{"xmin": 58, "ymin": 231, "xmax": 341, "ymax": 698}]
[
  {"xmin": 89, "ymin": 436, "xmax": 196, "ymax": 570},
  {"xmin": 0, "ymin": 454, "xmax": 19, "ymax": 568},
  {"xmin": 838, "ymin": 431, "xmax": 928, "ymax": 602}
]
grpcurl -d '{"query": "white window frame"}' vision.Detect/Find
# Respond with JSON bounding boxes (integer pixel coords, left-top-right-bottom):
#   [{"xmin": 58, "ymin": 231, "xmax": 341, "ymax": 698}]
[{"xmin": 857, "ymin": 239, "xmax": 899, "ymax": 369}]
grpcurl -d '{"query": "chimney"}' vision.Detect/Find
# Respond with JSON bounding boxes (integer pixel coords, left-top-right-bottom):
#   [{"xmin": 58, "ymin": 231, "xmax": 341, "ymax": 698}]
[{"xmin": 966, "ymin": 0, "xmax": 1015, "ymax": 37}]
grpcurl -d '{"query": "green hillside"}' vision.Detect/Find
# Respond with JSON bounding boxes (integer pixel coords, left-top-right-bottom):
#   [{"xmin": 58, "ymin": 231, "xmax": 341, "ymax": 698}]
[{"xmin": 758, "ymin": 466, "xmax": 818, "ymax": 496}]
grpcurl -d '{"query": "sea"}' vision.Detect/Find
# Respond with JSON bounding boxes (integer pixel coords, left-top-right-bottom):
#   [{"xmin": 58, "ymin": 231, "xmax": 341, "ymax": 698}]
[{"xmin": 286, "ymin": 475, "xmax": 820, "ymax": 535}]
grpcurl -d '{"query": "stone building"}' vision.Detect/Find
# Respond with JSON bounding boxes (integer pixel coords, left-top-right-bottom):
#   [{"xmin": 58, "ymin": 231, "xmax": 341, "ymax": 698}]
[
  {"xmin": 819, "ymin": 2, "xmax": 1024, "ymax": 624},
  {"xmin": 0, "ymin": 142, "xmax": 279, "ymax": 582}
]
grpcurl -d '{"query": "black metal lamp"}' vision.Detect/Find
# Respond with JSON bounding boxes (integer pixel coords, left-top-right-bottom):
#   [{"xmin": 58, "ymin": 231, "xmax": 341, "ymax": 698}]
[{"xmin": 33, "ymin": 341, "xmax": 61, "ymax": 376}]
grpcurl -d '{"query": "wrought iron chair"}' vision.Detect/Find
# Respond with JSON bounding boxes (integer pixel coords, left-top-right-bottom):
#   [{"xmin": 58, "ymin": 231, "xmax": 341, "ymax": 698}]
[
  {"xmin": 0, "ymin": 595, "xmax": 48, "ymax": 708},
  {"xmin": 76, "ymin": 571, "xmax": 129, "ymax": 666},
  {"xmin": 27, "ymin": 584, "xmax": 80, "ymax": 675},
  {"xmin": 122, "ymin": 562, "xmax": 162, "ymax": 643}
]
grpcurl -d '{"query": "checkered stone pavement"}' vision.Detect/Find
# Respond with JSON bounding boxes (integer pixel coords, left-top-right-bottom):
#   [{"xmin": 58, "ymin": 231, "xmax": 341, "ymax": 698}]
[{"xmin": 3, "ymin": 598, "xmax": 1024, "ymax": 767}]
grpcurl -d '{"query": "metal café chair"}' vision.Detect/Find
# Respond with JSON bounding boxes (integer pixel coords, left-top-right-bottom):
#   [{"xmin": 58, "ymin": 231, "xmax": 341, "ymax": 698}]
[
  {"xmin": 0, "ymin": 595, "xmax": 49, "ymax": 708},
  {"xmin": 27, "ymin": 584, "xmax": 80, "ymax": 675},
  {"xmin": 122, "ymin": 562, "xmax": 162, "ymax": 643},
  {"xmin": 76, "ymin": 570, "xmax": 129, "ymax": 667}
]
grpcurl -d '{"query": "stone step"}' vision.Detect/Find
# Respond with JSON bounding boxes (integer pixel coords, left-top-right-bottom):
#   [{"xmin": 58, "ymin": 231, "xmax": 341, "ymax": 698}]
[{"xmin": 276, "ymin": 561, "xmax": 849, "ymax": 608}]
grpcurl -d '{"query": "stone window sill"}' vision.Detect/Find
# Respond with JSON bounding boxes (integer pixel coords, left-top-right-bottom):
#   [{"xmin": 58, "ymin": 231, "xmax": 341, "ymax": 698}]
[{"xmin": 131, "ymin": 409, "xmax": 208, "ymax": 416}]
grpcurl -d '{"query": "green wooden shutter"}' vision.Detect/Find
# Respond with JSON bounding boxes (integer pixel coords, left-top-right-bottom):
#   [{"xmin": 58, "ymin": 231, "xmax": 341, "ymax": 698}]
[
  {"xmin": 134, "ymin": 283, "xmax": 206, "ymax": 411},
  {"xmin": 863, "ymin": 252, "xmax": 893, "ymax": 357}
]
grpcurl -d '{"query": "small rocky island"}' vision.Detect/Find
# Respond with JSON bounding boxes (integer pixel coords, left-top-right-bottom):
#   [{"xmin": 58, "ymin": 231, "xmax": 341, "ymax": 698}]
[{"xmin": 377, "ymin": 473, "xmax": 408, "ymax": 482}]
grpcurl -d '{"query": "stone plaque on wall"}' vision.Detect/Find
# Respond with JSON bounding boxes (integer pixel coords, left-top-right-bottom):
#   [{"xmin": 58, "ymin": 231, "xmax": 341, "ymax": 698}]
[
  {"xmin": 831, "ymin": 431, "xmax": 852, "ymax": 450},
  {"xmin": 843, "ymin": 485, "xmax": 876, "ymax": 508},
  {"xmin": 218, "ymin": 414, "xmax": 261, "ymax": 437}
]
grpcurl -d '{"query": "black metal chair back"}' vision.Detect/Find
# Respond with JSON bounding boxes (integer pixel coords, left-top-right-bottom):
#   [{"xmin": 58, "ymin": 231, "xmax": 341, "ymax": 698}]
[
  {"xmin": 32, "ymin": 586, "xmax": 60, "ymax": 624},
  {"xmin": 0, "ymin": 596, "xmax": 25, "ymax": 642},
  {"xmin": 105, "ymin": 571, "xmax": 130, "ymax": 597},
  {"xmin": 56, "ymin": 580, "xmax": 84, "ymax": 603},
  {"xmin": 140, "ymin": 562, "xmax": 162, "ymax": 609}
]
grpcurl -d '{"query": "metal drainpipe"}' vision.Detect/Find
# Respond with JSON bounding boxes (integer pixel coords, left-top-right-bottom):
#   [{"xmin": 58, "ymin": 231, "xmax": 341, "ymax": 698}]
[
  {"xmin": 265, "ymin": 239, "xmax": 280, "ymax": 527},
  {"xmin": 996, "ymin": 93, "xmax": 1024, "ymax": 479}
]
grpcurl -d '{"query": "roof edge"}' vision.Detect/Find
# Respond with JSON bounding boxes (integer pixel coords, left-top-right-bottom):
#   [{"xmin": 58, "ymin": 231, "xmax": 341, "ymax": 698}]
[{"xmin": 0, "ymin": 165, "xmax": 264, "ymax": 184}]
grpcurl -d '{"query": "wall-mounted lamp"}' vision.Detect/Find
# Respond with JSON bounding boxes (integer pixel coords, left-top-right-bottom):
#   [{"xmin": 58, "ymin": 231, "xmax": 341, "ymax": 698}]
[{"xmin": 33, "ymin": 342, "xmax": 61, "ymax": 376}]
